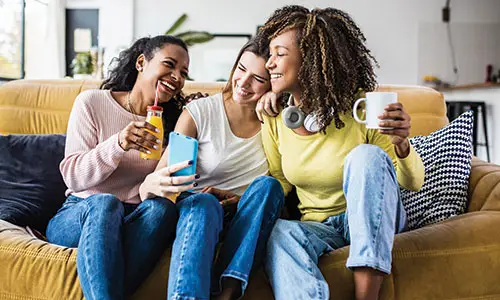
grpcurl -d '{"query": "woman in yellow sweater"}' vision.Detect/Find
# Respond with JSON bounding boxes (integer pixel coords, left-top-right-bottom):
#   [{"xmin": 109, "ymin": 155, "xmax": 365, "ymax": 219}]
[{"xmin": 257, "ymin": 6, "xmax": 424, "ymax": 300}]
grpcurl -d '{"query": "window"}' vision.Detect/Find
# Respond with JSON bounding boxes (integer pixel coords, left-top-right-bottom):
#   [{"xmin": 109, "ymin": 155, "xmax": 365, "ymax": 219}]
[{"xmin": 0, "ymin": 0, "xmax": 25, "ymax": 80}]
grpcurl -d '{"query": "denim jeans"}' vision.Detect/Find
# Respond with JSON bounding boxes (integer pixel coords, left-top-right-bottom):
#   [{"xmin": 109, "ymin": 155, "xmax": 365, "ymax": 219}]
[
  {"xmin": 265, "ymin": 144, "xmax": 407, "ymax": 300},
  {"xmin": 46, "ymin": 193, "xmax": 178, "ymax": 300},
  {"xmin": 167, "ymin": 176, "xmax": 284, "ymax": 300}
]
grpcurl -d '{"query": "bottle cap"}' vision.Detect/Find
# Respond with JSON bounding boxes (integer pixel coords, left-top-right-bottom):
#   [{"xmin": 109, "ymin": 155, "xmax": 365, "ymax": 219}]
[{"xmin": 147, "ymin": 105, "xmax": 163, "ymax": 111}]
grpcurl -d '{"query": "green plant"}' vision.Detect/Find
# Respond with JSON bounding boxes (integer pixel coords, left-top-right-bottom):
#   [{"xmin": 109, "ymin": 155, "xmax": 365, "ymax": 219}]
[
  {"xmin": 166, "ymin": 14, "xmax": 214, "ymax": 46},
  {"xmin": 71, "ymin": 52, "xmax": 93, "ymax": 75}
]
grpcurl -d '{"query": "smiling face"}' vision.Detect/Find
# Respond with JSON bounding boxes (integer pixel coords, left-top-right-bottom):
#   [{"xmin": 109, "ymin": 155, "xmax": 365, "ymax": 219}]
[
  {"xmin": 136, "ymin": 43, "xmax": 189, "ymax": 104},
  {"xmin": 265, "ymin": 29, "xmax": 302, "ymax": 97},
  {"xmin": 231, "ymin": 51, "xmax": 270, "ymax": 104}
]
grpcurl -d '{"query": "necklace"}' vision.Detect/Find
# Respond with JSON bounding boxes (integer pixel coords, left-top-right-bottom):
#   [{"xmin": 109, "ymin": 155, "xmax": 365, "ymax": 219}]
[{"xmin": 126, "ymin": 92, "xmax": 140, "ymax": 121}]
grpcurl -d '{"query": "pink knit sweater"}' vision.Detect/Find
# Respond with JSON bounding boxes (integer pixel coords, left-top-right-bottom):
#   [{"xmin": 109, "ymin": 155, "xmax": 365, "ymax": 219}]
[{"xmin": 60, "ymin": 89, "xmax": 158, "ymax": 204}]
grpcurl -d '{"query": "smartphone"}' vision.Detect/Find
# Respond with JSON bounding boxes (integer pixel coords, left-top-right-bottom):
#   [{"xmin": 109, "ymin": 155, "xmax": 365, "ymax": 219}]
[{"xmin": 167, "ymin": 132, "xmax": 198, "ymax": 181}]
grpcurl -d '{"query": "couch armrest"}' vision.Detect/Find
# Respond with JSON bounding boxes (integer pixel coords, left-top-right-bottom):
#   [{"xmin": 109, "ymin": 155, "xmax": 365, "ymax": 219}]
[
  {"xmin": 468, "ymin": 157, "xmax": 500, "ymax": 212},
  {"xmin": 0, "ymin": 220, "xmax": 82, "ymax": 299}
]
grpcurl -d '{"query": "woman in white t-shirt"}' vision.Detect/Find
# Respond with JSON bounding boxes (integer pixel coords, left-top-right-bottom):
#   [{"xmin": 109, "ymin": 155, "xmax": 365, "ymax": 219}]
[{"xmin": 139, "ymin": 37, "xmax": 284, "ymax": 300}]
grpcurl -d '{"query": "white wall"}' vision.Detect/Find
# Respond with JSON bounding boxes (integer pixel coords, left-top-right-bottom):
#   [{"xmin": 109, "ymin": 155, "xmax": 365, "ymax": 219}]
[
  {"xmin": 66, "ymin": 0, "xmax": 134, "ymax": 74},
  {"xmin": 133, "ymin": 0, "xmax": 500, "ymax": 85}
]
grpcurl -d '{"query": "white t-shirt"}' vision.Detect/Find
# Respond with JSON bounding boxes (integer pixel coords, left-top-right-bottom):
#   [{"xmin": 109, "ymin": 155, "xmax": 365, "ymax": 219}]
[{"xmin": 185, "ymin": 93, "xmax": 268, "ymax": 195}]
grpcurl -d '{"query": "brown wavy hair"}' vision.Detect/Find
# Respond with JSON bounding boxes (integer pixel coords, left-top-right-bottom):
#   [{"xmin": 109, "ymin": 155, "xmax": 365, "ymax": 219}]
[{"xmin": 259, "ymin": 5, "xmax": 378, "ymax": 131}]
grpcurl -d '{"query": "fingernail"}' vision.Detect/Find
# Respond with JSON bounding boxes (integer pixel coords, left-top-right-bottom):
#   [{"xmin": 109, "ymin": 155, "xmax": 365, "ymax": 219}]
[
  {"xmin": 156, "ymin": 139, "xmax": 161, "ymax": 143},
  {"xmin": 147, "ymin": 150, "xmax": 151, "ymax": 154},
  {"xmin": 155, "ymin": 128, "xmax": 160, "ymax": 133},
  {"xmin": 153, "ymin": 145, "xmax": 158, "ymax": 149},
  {"xmin": 193, "ymin": 182, "xmax": 198, "ymax": 187},
  {"xmin": 188, "ymin": 160, "xmax": 193, "ymax": 165},
  {"xmin": 195, "ymin": 174, "xmax": 200, "ymax": 179}
]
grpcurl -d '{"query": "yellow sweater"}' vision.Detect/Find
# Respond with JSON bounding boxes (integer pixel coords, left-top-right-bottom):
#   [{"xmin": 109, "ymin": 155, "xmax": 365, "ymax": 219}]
[{"xmin": 262, "ymin": 113, "xmax": 425, "ymax": 222}]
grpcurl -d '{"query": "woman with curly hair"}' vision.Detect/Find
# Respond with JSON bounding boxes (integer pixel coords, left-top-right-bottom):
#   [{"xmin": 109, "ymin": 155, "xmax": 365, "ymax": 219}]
[
  {"xmin": 46, "ymin": 35, "xmax": 197, "ymax": 300},
  {"xmin": 256, "ymin": 6, "xmax": 425, "ymax": 300}
]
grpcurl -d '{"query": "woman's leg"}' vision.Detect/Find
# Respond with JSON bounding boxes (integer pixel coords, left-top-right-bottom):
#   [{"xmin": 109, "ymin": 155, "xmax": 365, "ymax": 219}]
[
  {"xmin": 46, "ymin": 194, "xmax": 125, "ymax": 300},
  {"xmin": 343, "ymin": 144, "xmax": 407, "ymax": 300},
  {"xmin": 265, "ymin": 218, "xmax": 347, "ymax": 300},
  {"xmin": 213, "ymin": 176, "xmax": 284, "ymax": 299},
  {"xmin": 167, "ymin": 193, "xmax": 224, "ymax": 300},
  {"xmin": 122, "ymin": 197, "xmax": 178, "ymax": 296}
]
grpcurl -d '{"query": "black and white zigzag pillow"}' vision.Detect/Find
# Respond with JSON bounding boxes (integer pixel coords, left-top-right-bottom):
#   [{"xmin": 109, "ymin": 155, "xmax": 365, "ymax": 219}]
[{"xmin": 401, "ymin": 111, "xmax": 473, "ymax": 230}]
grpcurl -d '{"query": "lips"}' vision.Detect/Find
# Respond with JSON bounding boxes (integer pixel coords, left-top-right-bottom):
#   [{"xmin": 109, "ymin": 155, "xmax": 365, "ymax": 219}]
[
  {"xmin": 234, "ymin": 82, "xmax": 252, "ymax": 97},
  {"xmin": 159, "ymin": 80, "xmax": 177, "ymax": 92}
]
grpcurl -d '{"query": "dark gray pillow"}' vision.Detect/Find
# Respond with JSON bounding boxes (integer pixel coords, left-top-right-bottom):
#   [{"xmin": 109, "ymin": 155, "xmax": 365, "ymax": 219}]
[{"xmin": 0, "ymin": 134, "xmax": 67, "ymax": 234}]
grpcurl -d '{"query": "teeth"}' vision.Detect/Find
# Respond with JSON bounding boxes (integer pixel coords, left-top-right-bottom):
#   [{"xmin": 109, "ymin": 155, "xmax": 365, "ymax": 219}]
[
  {"xmin": 161, "ymin": 81, "xmax": 175, "ymax": 90},
  {"xmin": 271, "ymin": 74, "xmax": 282, "ymax": 79},
  {"xmin": 235, "ymin": 83, "xmax": 249, "ymax": 96}
]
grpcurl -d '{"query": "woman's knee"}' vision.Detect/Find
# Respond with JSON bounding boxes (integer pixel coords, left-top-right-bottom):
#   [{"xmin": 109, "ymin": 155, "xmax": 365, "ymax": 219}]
[
  {"xmin": 179, "ymin": 193, "xmax": 223, "ymax": 218},
  {"xmin": 243, "ymin": 176, "xmax": 285, "ymax": 207},
  {"xmin": 85, "ymin": 193, "xmax": 124, "ymax": 216},
  {"xmin": 345, "ymin": 144, "xmax": 392, "ymax": 171},
  {"xmin": 141, "ymin": 197, "xmax": 177, "ymax": 220}
]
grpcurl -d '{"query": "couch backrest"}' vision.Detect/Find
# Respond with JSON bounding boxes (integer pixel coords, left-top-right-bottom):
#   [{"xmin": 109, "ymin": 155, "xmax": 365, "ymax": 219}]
[{"xmin": 0, "ymin": 79, "xmax": 448, "ymax": 135}]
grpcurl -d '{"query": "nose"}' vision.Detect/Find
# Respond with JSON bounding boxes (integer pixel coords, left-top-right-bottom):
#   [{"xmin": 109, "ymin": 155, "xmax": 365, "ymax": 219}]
[
  {"xmin": 171, "ymin": 69, "xmax": 181, "ymax": 82},
  {"xmin": 239, "ymin": 72, "xmax": 252, "ymax": 88},
  {"xmin": 265, "ymin": 56, "xmax": 275, "ymax": 71}
]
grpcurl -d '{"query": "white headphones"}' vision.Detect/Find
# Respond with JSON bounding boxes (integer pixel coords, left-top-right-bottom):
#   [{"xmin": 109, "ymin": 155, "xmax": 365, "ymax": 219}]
[{"xmin": 282, "ymin": 95, "xmax": 333, "ymax": 133}]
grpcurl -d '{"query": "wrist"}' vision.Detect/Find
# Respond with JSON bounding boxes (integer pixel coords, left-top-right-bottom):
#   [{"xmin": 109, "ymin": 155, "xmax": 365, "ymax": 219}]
[{"xmin": 395, "ymin": 139, "xmax": 410, "ymax": 158}]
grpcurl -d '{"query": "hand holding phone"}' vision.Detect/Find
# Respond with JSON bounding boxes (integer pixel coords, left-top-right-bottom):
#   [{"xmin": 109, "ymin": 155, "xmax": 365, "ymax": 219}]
[{"xmin": 167, "ymin": 132, "xmax": 198, "ymax": 182}]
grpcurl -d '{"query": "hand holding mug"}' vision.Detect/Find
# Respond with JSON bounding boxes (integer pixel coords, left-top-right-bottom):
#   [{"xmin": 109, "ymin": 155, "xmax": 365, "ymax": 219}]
[
  {"xmin": 378, "ymin": 103, "xmax": 411, "ymax": 157},
  {"xmin": 353, "ymin": 92, "xmax": 411, "ymax": 157}
]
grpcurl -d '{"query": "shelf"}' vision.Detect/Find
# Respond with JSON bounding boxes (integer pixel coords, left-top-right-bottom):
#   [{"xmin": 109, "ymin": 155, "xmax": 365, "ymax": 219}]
[{"xmin": 437, "ymin": 82, "xmax": 500, "ymax": 91}]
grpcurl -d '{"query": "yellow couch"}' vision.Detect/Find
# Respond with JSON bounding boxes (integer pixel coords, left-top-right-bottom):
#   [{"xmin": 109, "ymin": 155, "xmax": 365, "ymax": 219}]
[{"xmin": 1, "ymin": 79, "xmax": 499, "ymax": 300}]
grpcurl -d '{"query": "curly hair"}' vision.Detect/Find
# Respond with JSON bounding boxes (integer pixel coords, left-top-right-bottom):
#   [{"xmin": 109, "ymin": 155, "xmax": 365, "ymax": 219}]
[
  {"xmin": 100, "ymin": 35, "xmax": 188, "ymax": 143},
  {"xmin": 222, "ymin": 36, "xmax": 270, "ymax": 100},
  {"xmin": 259, "ymin": 5, "xmax": 378, "ymax": 131}
]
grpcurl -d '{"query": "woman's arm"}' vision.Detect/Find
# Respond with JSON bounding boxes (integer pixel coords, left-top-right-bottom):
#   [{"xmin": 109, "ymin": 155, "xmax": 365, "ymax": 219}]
[
  {"xmin": 262, "ymin": 115, "xmax": 293, "ymax": 196},
  {"xmin": 60, "ymin": 94, "xmax": 126, "ymax": 192}
]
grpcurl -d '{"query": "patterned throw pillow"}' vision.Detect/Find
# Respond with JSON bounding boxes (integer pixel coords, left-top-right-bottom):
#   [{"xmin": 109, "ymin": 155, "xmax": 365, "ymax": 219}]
[{"xmin": 401, "ymin": 111, "xmax": 473, "ymax": 230}]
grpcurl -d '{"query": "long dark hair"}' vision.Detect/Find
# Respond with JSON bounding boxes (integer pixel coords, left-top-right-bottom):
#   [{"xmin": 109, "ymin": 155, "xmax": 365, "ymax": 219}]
[
  {"xmin": 259, "ymin": 5, "xmax": 378, "ymax": 132},
  {"xmin": 101, "ymin": 35, "xmax": 188, "ymax": 143}
]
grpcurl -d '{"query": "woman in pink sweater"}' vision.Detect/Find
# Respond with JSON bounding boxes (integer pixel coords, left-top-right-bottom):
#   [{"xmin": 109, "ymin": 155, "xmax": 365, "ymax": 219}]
[{"xmin": 45, "ymin": 35, "xmax": 197, "ymax": 300}]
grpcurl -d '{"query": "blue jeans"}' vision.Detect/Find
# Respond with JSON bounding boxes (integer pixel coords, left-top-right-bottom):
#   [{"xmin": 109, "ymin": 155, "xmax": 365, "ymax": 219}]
[
  {"xmin": 167, "ymin": 176, "xmax": 284, "ymax": 300},
  {"xmin": 46, "ymin": 194, "xmax": 178, "ymax": 300},
  {"xmin": 265, "ymin": 144, "xmax": 407, "ymax": 300}
]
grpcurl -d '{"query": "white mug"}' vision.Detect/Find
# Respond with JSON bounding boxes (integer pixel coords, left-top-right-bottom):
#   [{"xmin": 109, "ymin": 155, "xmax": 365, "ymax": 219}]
[{"xmin": 352, "ymin": 92, "xmax": 398, "ymax": 129}]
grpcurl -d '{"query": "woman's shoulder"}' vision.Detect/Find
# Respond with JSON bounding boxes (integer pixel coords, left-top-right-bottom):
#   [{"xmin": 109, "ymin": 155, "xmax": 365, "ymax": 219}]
[
  {"xmin": 75, "ymin": 89, "xmax": 112, "ymax": 105},
  {"xmin": 186, "ymin": 93, "xmax": 222, "ymax": 109}
]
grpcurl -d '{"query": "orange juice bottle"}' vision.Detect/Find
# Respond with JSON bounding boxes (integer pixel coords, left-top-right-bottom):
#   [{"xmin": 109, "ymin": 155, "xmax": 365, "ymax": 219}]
[{"xmin": 140, "ymin": 105, "xmax": 163, "ymax": 160}]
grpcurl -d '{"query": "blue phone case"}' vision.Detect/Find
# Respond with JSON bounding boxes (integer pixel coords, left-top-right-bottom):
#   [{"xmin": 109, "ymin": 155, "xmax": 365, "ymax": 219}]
[{"xmin": 167, "ymin": 132, "xmax": 198, "ymax": 179}]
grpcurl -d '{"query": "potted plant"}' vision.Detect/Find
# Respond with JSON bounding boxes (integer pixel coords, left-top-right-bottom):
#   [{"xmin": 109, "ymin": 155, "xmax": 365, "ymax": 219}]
[{"xmin": 71, "ymin": 52, "xmax": 93, "ymax": 79}]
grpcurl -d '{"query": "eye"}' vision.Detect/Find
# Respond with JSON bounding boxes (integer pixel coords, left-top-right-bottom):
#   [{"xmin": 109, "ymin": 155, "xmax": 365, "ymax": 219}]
[
  {"xmin": 181, "ymin": 71, "xmax": 188, "ymax": 78},
  {"xmin": 254, "ymin": 77, "xmax": 265, "ymax": 84},
  {"xmin": 164, "ymin": 61, "xmax": 174, "ymax": 68}
]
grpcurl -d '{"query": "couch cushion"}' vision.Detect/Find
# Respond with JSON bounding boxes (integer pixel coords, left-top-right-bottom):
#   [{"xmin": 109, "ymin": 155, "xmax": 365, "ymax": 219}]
[
  {"xmin": 401, "ymin": 111, "xmax": 473, "ymax": 229},
  {"xmin": 0, "ymin": 134, "xmax": 67, "ymax": 234}
]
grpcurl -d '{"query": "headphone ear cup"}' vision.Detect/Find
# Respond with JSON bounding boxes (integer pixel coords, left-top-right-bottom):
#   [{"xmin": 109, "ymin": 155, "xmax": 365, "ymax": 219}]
[
  {"xmin": 282, "ymin": 106, "xmax": 305, "ymax": 129},
  {"xmin": 303, "ymin": 114, "xmax": 321, "ymax": 133}
]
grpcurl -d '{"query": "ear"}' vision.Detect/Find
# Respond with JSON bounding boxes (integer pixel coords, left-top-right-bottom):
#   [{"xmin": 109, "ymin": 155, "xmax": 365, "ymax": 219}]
[{"xmin": 136, "ymin": 54, "xmax": 145, "ymax": 72}]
